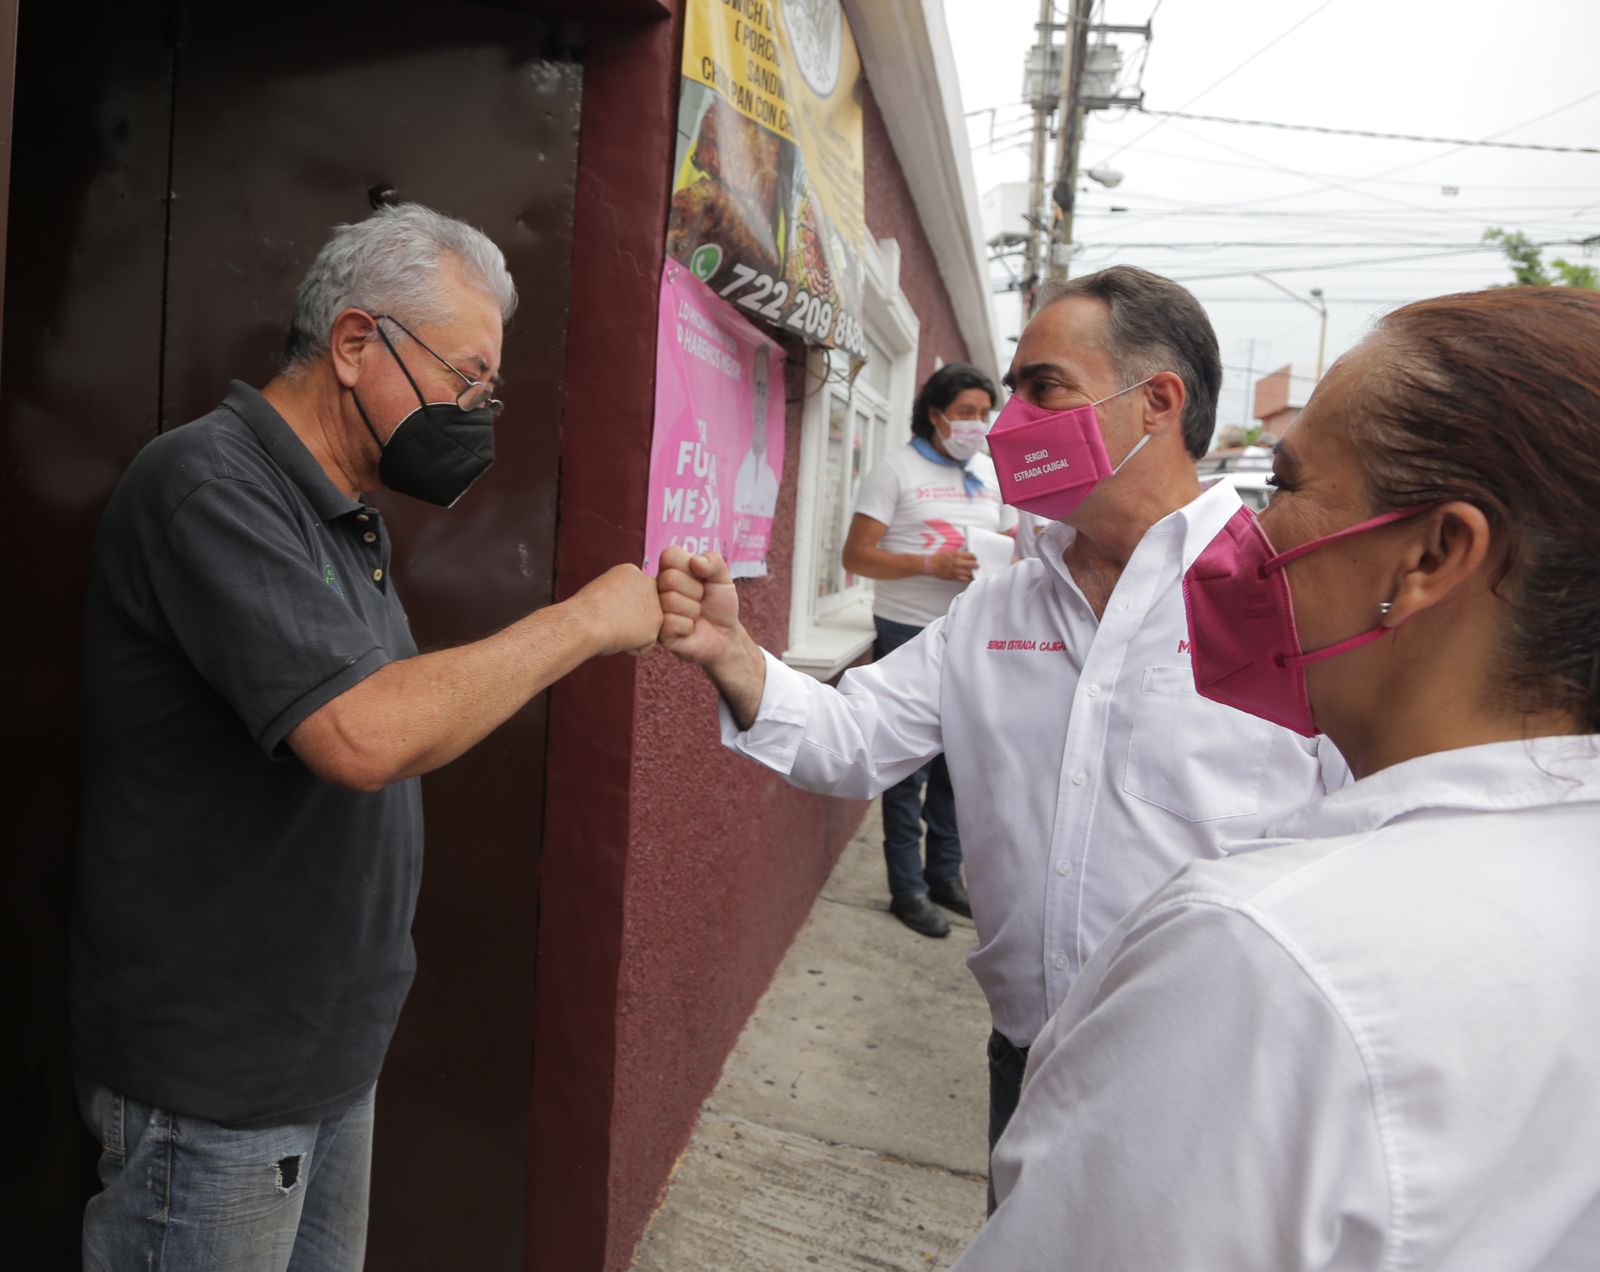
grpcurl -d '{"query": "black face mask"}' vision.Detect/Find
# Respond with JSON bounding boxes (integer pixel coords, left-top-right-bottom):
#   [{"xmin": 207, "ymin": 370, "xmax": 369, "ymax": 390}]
[
  {"xmin": 354, "ymin": 320, "xmax": 498, "ymax": 508},
  {"xmin": 356, "ymin": 394, "xmax": 496, "ymax": 508}
]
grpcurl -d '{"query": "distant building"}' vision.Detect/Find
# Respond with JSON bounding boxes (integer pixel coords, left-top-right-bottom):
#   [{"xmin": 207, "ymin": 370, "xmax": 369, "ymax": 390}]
[{"xmin": 1253, "ymin": 363, "xmax": 1311, "ymax": 438}]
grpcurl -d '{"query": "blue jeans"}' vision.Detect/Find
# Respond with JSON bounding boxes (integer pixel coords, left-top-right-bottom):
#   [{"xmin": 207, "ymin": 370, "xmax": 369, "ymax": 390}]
[
  {"xmin": 78, "ymin": 1075, "xmax": 375, "ymax": 1272},
  {"xmin": 873, "ymin": 616, "xmax": 963, "ymax": 899}
]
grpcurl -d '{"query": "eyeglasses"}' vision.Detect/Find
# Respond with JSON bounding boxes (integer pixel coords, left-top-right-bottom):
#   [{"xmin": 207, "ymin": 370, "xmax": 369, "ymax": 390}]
[{"xmin": 370, "ymin": 313, "xmax": 504, "ymax": 416}]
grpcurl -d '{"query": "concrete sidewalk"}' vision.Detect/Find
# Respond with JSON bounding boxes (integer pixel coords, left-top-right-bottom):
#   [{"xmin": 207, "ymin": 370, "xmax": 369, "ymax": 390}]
[{"xmin": 633, "ymin": 802, "xmax": 991, "ymax": 1271}]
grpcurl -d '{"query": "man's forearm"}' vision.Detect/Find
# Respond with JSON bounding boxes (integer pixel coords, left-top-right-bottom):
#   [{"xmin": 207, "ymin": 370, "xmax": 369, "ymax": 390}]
[
  {"xmin": 291, "ymin": 597, "xmax": 607, "ymax": 790},
  {"xmin": 706, "ymin": 624, "xmax": 769, "ymax": 731},
  {"xmin": 842, "ymin": 544, "xmax": 927, "ymax": 581}
]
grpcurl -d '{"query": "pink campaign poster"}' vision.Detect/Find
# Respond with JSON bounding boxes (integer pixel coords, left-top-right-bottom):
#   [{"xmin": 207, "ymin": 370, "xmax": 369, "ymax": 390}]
[{"xmin": 646, "ymin": 261, "xmax": 787, "ymax": 579}]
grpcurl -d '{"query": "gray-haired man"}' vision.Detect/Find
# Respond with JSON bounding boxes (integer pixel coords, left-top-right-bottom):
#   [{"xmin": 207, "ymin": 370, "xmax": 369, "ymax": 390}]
[{"xmin": 71, "ymin": 205, "xmax": 661, "ymax": 1270}]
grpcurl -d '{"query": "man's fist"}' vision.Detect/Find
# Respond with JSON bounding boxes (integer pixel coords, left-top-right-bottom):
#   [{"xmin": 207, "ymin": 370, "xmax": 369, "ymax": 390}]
[
  {"xmin": 655, "ymin": 547, "xmax": 768, "ymax": 726},
  {"xmin": 657, "ymin": 547, "xmax": 740, "ymax": 667},
  {"xmin": 572, "ymin": 564, "xmax": 663, "ymax": 656}
]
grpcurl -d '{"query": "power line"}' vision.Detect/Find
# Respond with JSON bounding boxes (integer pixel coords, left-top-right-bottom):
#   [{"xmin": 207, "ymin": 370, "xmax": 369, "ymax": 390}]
[
  {"xmin": 1136, "ymin": 107, "xmax": 1600, "ymax": 155},
  {"xmin": 1170, "ymin": 240, "xmax": 1587, "ymax": 283},
  {"xmin": 1353, "ymin": 86, "xmax": 1600, "ymax": 184},
  {"xmin": 1100, "ymin": 0, "xmax": 1343, "ymax": 163},
  {"xmin": 1070, "ymin": 240, "xmax": 1547, "ymax": 248},
  {"xmin": 1089, "ymin": 87, "xmax": 1600, "ymax": 239},
  {"xmin": 1195, "ymin": 296, "xmax": 1420, "ymax": 304},
  {"xmin": 1159, "ymin": 117, "xmax": 1485, "ymax": 229},
  {"xmin": 1074, "ymin": 203, "xmax": 1600, "ymax": 217},
  {"xmin": 1083, "ymin": 137, "xmax": 1600, "ymax": 192},
  {"xmin": 1223, "ymin": 363, "xmax": 1320, "ymax": 381}
]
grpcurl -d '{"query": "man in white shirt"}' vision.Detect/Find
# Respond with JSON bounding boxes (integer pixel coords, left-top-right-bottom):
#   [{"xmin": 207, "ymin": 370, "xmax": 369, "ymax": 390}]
[{"xmin": 654, "ymin": 266, "xmax": 1345, "ymax": 1205}]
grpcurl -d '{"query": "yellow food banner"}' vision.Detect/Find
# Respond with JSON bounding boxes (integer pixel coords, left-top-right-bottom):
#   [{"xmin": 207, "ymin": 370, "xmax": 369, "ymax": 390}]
[{"xmin": 667, "ymin": 0, "xmax": 868, "ymax": 356}]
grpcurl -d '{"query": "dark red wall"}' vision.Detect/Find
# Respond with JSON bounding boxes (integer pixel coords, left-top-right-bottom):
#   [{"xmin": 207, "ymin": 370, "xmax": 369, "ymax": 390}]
[
  {"xmin": 529, "ymin": 6, "xmax": 683, "ymax": 1271},
  {"xmin": 861, "ymin": 82, "xmax": 977, "ymax": 384},
  {"xmin": 597, "ymin": 69, "xmax": 979, "ymax": 1272},
  {"xmin": 604, "ymin": 360, "xmax": 869, "ymax": 1270}
]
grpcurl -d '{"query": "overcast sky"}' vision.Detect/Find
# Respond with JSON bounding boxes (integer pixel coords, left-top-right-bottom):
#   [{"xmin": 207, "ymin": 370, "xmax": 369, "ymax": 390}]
[{"xmin": 943, "ymin": 0, "xmax": 1600, "ymax": 428}]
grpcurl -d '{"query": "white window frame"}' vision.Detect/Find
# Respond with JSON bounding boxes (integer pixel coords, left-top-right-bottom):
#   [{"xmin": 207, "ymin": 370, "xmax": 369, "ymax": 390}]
[{"xmin": 785, "ymin": 236, "xmax": 919, "ymax": 679}]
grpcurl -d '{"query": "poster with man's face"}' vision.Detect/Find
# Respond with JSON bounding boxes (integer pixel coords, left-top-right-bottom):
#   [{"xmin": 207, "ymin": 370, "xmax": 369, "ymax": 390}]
[{"xmin": 647, "ymin": 262, "xmax": 786, "ymax": 579}]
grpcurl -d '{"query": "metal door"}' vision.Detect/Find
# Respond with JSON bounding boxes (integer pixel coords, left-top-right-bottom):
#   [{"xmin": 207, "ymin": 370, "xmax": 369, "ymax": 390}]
[{"xmin": 3, "ymin": 3, "xmax": 581, "ymax": 1265}]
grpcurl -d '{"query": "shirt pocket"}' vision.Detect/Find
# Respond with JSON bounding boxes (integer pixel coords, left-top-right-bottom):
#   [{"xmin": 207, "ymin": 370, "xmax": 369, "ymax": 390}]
[{"xmin": 1122, "ymin": 665, "xmax": 1279, "ymax": 822}]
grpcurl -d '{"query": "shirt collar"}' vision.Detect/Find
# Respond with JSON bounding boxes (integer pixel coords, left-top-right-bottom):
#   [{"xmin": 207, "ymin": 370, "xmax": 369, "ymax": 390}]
[
  {"xmin": 1174, "ymin": 478, "xmax": 1245, "ymax": 570},
  {"xmin": 1247, "ymin": 735, "xmax": 1600, "ymax": 846},
  {"xmin": 909, "ymin": 435, "xmax": 985, "ymax": 497},
  {"xmin": 1032, "ymin": 477, "xmax": 1242, "ymax": 584},
  {"xmin": 221, "ymin": 381, "xmax": 364, "ymax": 523}
]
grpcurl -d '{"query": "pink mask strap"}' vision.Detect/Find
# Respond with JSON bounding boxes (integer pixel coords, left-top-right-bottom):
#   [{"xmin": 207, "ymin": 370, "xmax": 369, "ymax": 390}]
[
  {"xmin": 1263, "ymin": 502, "xmax": 1437, "ymax": 575},
  {"xmin": 1273, "ymin": 502, "xmax": 1444, "ymax": 668},
  {"xmin": 1282, "ymin": 623, "xmax": 1392, "ymax": 669}
]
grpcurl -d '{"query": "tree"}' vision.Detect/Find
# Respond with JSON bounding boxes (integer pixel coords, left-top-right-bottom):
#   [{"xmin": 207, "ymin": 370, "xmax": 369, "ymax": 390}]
[{"xmin": 1484, "ymin": 227, "xmax": 1599, "ymax": 289}]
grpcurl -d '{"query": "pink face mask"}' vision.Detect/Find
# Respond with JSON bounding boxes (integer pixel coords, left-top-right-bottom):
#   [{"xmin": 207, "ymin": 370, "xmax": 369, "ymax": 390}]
[
  {"xmin": 1182, "ymin": 503, "xmax": 1436, "ymax": 737},
  {"xmin": 987, "ymin": 379, "xmax": 1153, "ymax": 519}
]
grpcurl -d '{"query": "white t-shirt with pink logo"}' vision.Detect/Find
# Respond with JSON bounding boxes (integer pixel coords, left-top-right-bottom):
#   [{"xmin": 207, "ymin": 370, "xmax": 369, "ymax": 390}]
[{"xmin": 854, "ymin": 441, "xmax": 1015, "ymax": 627}]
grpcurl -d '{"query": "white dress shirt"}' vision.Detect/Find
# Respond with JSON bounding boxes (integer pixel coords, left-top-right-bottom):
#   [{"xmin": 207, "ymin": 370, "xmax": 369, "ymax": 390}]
[
  {"xmin": 723, "ymin": 480, "xmax": 1346, "ymax": 1046},
  {"xmin": 959, "ymin": 735, "xmax": 1600, "ymax": 1271},
  {"xmin": 733, "ymin": 449, "xmax": 779, "ymax": 518}
]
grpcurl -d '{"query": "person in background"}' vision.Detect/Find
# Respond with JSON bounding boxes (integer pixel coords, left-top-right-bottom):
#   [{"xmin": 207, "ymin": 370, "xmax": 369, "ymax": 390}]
[
  {"xmin": 959, "ymin": 286, "xmax": 1600, "ymax": 1270},
  {"xmin": 655, "ymin": 267, "xmax": 1346, "ymax": 1211},
  {"xmin": 839, "ymin": 362, "xmax": 1013, "ymax": 938},
  {"xmin": 72, "ymin": 205, "xmax": 661, "ymax": 1271}
]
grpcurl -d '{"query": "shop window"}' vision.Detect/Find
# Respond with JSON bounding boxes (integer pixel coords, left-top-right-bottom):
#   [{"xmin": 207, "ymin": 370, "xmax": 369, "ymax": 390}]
[{"xmin": 785, "ymin": 238, "xmax": 919, "ymax": 678}]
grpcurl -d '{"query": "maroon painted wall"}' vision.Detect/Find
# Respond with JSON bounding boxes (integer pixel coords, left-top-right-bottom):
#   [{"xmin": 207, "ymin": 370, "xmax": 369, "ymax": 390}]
[
  {"xmin": 598, "ymin": 67, "xmax": 980, "ymax": 1272},
  {"xmin": 605, "ymin": 361, "xmax": 869, "ymax": 1270},
  {"xmin": 530, "ymin": 6, "xmax": 682, "ymax": 1271},
  {"xmin": 861, "ymin": 82, "xmax": 977, "ymax": 385}
]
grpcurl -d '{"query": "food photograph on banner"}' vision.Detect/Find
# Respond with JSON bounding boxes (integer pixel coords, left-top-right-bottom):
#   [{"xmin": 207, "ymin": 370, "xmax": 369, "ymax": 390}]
[
  {"xmin": 647, "ymin": 262, "xmax": 788, "ymax": 579},
  {"xmin": 665, "ymin": 0, "xmax": 868, "ymax": 358}
]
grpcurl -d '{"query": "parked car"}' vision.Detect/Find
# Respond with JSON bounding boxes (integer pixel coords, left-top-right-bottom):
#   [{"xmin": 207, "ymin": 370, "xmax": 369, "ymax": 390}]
[{"xmin": 1198, "ymin": 445, "xmax": 1274, "ymax": 511}]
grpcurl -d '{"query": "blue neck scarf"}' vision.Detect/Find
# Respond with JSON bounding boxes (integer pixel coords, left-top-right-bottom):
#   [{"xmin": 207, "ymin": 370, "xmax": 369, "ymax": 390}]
[{"xmin": 911, "ymin": 435, "xmax": 984, "ymax": 498}]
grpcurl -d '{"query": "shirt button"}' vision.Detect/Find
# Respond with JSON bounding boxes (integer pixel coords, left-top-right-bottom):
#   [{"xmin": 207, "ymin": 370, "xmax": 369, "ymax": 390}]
[
  {"xmin": 363, "ymin": 531, "xmax": 378, "ymax": 544},
  {"xmin": 1053, "ymin": 951, "xmax": 1068, "ymax": 970},
  {"xmin": 1071, "ymin": 770, "xmax": 1087, "ymax": 786},
  {"xmin": 372, "ymin": 568, "xmax": 384, "ymax": 583},
  {"xmin": 1057, "ymin": 861, "xmax": 1072, "ymax": 878},
  {"xmin": 1085, "ymin": 683, "xmax": 1100, "ymax": 697},
  {"xmin": 356, "ymin": 513, "xmax": 370, "ymax": 523}
]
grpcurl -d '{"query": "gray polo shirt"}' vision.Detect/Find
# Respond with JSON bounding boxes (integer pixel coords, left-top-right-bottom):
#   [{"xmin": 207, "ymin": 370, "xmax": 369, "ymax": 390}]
[{"xmin": 72, "ymin": 381, "xmax": 423, "ymax": 1128}]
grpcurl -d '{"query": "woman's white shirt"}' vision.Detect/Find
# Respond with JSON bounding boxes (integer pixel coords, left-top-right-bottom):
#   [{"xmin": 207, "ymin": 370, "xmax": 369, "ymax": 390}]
[
  {"xmin": 960, "ymin": 735, "xmax": 1600, "ymax": 1272},
  {"xmin": 853, "ymin": 442, "xmax": 1014, "ymax": 627}
]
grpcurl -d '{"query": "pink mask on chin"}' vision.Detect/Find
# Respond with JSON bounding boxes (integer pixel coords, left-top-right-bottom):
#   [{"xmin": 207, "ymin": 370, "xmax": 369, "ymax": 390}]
[
  {"xmin": 1182, "ymin": 502, "xmax": 1437, "ymax": 737},
  {"xmin": 987, "ymin": 378, "xmax": 1153, "ymax": 519}
]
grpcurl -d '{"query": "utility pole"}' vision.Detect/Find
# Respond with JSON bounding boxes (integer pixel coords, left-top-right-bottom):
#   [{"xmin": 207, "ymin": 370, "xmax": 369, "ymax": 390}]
[
  {"xmin": 1044, "ymin": 5, "xmax": 1148, "ymax": 284},
  {"xmin": 1310, "ymin": 287, "xmax": 1328, "ymax": 380},
  {"xmin": 1020, "ymin": 0, "xmax": 1058, "ymax": 317},
  {"xmin": 1241, "ymin": 339, "xmax": 1256, "ymax": 429},
  {"xmin": 1253, "ymin": 273, "xmax": 1329, "ymax": 381},
  {"xmin": 1045, "ymin": 0, "xmax": 1094, "ymax": 285}
]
